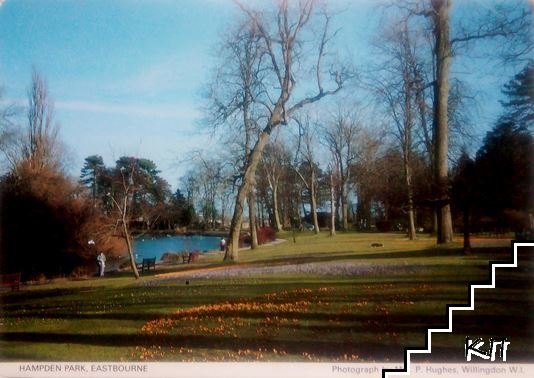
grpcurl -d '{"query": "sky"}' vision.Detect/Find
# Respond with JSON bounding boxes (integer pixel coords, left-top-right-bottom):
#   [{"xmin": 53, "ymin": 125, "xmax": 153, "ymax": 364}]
[
  {"xmin": 0, "ymin": 0, "xmax": 522, "ymax": 190},
  {"xmin": 0, "ymin": 0, "xmax": 244, "ymax": 188}
]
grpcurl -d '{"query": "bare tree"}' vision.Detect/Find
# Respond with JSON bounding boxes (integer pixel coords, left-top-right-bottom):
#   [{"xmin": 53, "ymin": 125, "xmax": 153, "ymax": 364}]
[
  {"xmin": 186, "ymin": 152, "xmax": 234, "ymax": 230},
  {"xmin": 24, "ymin": 69, "xmax": 61, "ymax": 174},
  {"xmin": 322, "ymin": 109, "xmax": 361, "ymax": 231},
  {"xmin": 328, "ymin": 162, "xmax": 337, "ymax": 236},
  {"xmin": 180, "ymin": 169, "xmax": 200, "ymax": 208},
  {"xmin": 103, "ymin": 156, "xmax": 169, "ymax": 279},
  {"xmin": 107, "ymin": 162, "xmax": 141, "ymax": 280},
  {"xmin": 294, "ymin": 115, "xmax": 321, "ymax": 233},
  {"xmin": 261, "ymin": 140, "xmax": 288, "ymax": 232},
  {"xmin": 198, "ymin": 158, "xmax": 221, "ymax": 229},
  {"xmin": 207, "ymin": 19, "xmax": 265, "ymax": 247},
  {"xmin": 0, "ymin": 88, "xmax": 15, "ymax": 127},
  {"xmin": 385, "ymin": 0, "xmax": 532, "ymax": 244},
  {"xmin": 429, "ymin": 0, "xmax": 530, "ymax": 242},
  {"xmin": 213, "ymin": 160, "xmax": 235, "ymax": 230},
  {"xmin": 370, "ymin": 21, "xmax": 423, "ymax": 239},
  {"xmin": 0, "ymin": 87, "xmax": 20, "ymax": 172},
  {"xmin": 350, "ymin": 127, "xmax": 384, "ymax": 229},
  {"xmin": 218, "ymin": 0, "xmax": 348, "ymax": 260},
  {"xmin": 1, "ymin": 70, "xmax": 62, "ymax": 175},
  {"xmin": 429, "ymin": 0, "xmax": 455, "ymax": 243}
]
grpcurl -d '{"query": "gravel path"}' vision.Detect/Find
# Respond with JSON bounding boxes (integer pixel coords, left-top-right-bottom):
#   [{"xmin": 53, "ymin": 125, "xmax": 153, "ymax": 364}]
[{"xmin": 150, "ymin": 260, "xmax": 426, "ymax": 284}]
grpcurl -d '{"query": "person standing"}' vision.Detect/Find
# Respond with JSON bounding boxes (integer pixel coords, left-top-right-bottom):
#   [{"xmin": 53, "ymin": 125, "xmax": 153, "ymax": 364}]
[
  {"xmin": 219, "ymin": 237, "xmax": 226, "ymax": 252},
  {"xmin": 97, "ymin": 252, "xmax": 106, "ymax": 277}
]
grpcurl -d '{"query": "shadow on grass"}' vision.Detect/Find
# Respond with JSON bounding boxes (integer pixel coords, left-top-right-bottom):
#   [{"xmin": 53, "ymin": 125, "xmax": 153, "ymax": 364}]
[
  {"xmin": 2, "ymin": 306, "xmax": 531, "ymax": 337},
  {"xmin": 1, "ymin": 246, "xmax": 531, "ymax": 363},
  {"xmin": 0, "ymin": 331, "xmax": 406, "ymax": 361},
  {"xmin": 0, "ymin": 283, "xmax": 469, "ymax": 321},
  {"xmin": 2, "ymin": 271, "xmax": 529, "ymax": 322},
  {"xmin": 250, "ymin": 246, "xmax": 511, "ymax": 267},
  {"xmin": 105, "ymin": 262, "xmax": 225, "ymax": 279},
  {"xmin": 0, "ymin": 287, "xmax": 107, "ymax": 305},
  {"xmin": 3, "ymin": 324, "xmax": 531, "ymax": 362}
]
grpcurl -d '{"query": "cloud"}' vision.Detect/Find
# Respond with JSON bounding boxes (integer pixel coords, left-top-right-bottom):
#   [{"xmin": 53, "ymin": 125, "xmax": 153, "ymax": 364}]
[
  {"xmin": 108, "ymin": 54, "xmax": 204, "ymax": 97},
  {"xmin": 55, "ymin": 100, "xmax": 201, "ymax": 120}
]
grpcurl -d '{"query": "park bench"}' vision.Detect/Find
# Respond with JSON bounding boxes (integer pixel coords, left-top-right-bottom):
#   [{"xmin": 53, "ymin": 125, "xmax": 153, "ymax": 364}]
[
  {"xmin": 0, "ymin": 272, "xmax": 21, "ymax": 291},
  {"xmin": 136, "ymin": 258, "xmax": 156, "ymax": 273},
  {"xmin": 181, "ymin": 252, "xmax": 200, "ymax": 264}
]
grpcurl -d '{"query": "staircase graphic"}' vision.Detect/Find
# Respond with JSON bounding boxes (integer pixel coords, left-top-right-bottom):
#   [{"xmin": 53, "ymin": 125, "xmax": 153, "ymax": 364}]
[{"xmin": 382, "ymin": 241, "xmax": 532, "ymax": 378}]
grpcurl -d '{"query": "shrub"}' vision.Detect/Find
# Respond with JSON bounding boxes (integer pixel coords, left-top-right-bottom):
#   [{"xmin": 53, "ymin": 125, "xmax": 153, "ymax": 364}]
[
  {"xmin": 375, "ymin": 220, "xmax": 392, "ymax": 232},
  {"xmin": 160, "ymin": 252, "xmax": 180, "ymax": 264},
  {"xmin": 257, "ymin": 227, "xmax": 276, "ymax": 245},
  {"xmin": 0, "ymin": 166, "xmax": 119, "ymax": 279},
  {"xmin": 238, "ymin": 233, "xmax": 250, "ymax": 248}
]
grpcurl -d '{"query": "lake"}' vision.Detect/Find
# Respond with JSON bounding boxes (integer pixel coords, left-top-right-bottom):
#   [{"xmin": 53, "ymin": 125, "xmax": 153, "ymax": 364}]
[{"xmin": 134, "ymin": 235, "xmax": 222, "ymax": 261}]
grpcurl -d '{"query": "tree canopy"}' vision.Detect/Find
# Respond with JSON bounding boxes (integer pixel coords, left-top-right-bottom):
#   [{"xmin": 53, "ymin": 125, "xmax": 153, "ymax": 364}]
[{"xmin": 500, "ymin": 61, "xmax": 534, "ymax": 130}]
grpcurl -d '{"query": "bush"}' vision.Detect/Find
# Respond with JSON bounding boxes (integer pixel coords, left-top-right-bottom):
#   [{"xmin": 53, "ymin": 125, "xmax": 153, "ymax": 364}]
[
  {"xmin": 0, "ymin": 166, "xmax": 119, "ymax": 279},
  {"xmin": 375, "ymin": 220, "xmax": 392, "ymax": 232},
  {"xmin": 257, "ymin": 227, "xmax": 276, "ymax": 245},
  {"xmin": 236, "ymin": 227, "xmax": 276, "ymax": 247},
  {"xmin": 160, "ymin": 252, "xmax": 180, "ymax": 264},
  {"xmin": 238, "ymin": 233, "xmax": 250, "ymax": 248}
]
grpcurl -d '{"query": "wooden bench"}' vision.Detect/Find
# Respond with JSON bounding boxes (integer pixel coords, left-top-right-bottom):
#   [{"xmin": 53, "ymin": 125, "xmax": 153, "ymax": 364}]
[
  {"xmin": 0, "ymin": 272, "xmax": 21, "ymax": 291},
  {"xmin": 136, "ymin": 258, "xmax": 156, "ymax": 273},
  {"xmin": 181, "ymin": 252, "xmax": 200, "ymax": 264}
]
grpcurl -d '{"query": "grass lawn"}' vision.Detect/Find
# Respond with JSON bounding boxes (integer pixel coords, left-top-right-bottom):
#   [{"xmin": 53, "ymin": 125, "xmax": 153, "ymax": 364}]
[{"xmin": 0, "ymin": 232, "xmax": 531, "ymax": 362}]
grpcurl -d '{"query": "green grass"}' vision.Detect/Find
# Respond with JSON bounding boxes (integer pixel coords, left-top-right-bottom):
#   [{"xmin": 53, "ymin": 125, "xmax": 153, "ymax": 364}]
[{"xmin": 0, "ymin": 232, "xmax": 532, "ymax": 362}]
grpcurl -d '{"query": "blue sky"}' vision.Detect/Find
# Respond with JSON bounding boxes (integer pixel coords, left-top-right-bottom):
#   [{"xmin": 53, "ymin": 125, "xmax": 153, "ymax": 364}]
[
  {"xmin": 0, "ymin": 0, "xmax": 521, "ymax": 189},
  {"xmin": 0, "ymin": 0, "xmax": 244, "ymax": 188}
]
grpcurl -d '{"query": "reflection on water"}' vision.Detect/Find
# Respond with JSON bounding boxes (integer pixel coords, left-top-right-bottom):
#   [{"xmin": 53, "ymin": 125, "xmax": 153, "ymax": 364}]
[{"xmin": 133, "ymin": 235, "xmax": 221, "ymax": 261}]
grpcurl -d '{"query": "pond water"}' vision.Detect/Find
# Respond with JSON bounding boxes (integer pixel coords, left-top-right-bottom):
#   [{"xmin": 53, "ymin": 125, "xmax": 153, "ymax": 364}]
[{"xmin": 134, "ymin": 235, "xmax": 221, "ymax": 261}]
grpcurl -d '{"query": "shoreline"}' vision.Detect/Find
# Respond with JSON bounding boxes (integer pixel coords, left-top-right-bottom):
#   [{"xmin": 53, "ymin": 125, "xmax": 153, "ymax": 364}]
[{"xmin": 132, "ymin": 229, "xmax": 229, "ymax": 238}]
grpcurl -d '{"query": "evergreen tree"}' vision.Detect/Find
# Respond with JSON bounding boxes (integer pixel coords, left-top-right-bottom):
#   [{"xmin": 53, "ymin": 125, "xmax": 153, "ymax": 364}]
[
  {"xmin": 452, "ymin": 152, "xmax": 476, "ymax": 252},
  {"xmin": 80, "ymin": 155, "xmax": 105, "ymax": 202},
  {"xmin": 475, "ymin": 122, "xmax": 533, "ymax": 231},
  {"xmin": 501, "ymin": 62, "xmax": 534, "ymax": 130}
]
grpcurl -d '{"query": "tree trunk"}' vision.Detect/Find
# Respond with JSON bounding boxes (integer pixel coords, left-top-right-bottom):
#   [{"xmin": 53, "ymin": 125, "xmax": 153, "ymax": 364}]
[
  {"xmin": 429, "ymin": 210, "xmax": 437, "ymax": 235},
  {"xmin": 339, "ymin": 168, "xmax": 349, "ymax": 230},
  {"xmin": 432, "ymin": 0, "xmax": 454, "ymax": 244},
  {"xmin": 342, "ymin": 195, "xmax": 349, "ymax": 231},
  {"xmin": 336, "ymin": 187, "xmax": 342, "ymax": 229},
  {"xmin": 266, "ymin": 200, "xmax": 274, "ymax": 229},
  {"xmin": 225, "ymin": 130, "xmax": 272, "ymax": 261},
  {"xmin": 296, "ymin": 190, "xmax": 304, "ymax": 228},
  {"xmin": 243, "ymin": 91, "xmax": 258, "ymax": 249},
  {"xmin": 93, "ymin": 170, "xmax": 98, "ymax": 207},
  {"xmin": 433, "ymin": 2, "xmax": 450, "ymax": 238},
  {"xmin": 272, "ymin": 183, "xmax": 282, "ymax": 232},
  {"xmin": 310, "ymin": 181, "xmax": 320, "ymax": 234},
  {"xmin": 407, "ymin": 208, "xmax": 416, "ymax": 239},
  {"xmin": 248, "ymin": 188, "xmax": 258, "ymax": 249},
  {"xmin": 463, "ymin": 206, "xmax": 471, "ymax": 254},
  {"xmin": 259, "ymin": 201, "xmax": 265, "ymax": 227},
  {"xmin": 404, "ymin": 160, "xmax": 417, "ymax": 240},
  {"xmin": 330, "ymin": 171, "xmax": 336, "ymax": 236},
  {"xmin": 300, "ymin": 192, "xmax": 307, "ymax": 222},
  {"xmin": 122, "ymin": 221, "xmax": 140, "ymax": 279},
  {"xmin": 436, "ymin": 203, "xmax": 453, "ymax": 242}
]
